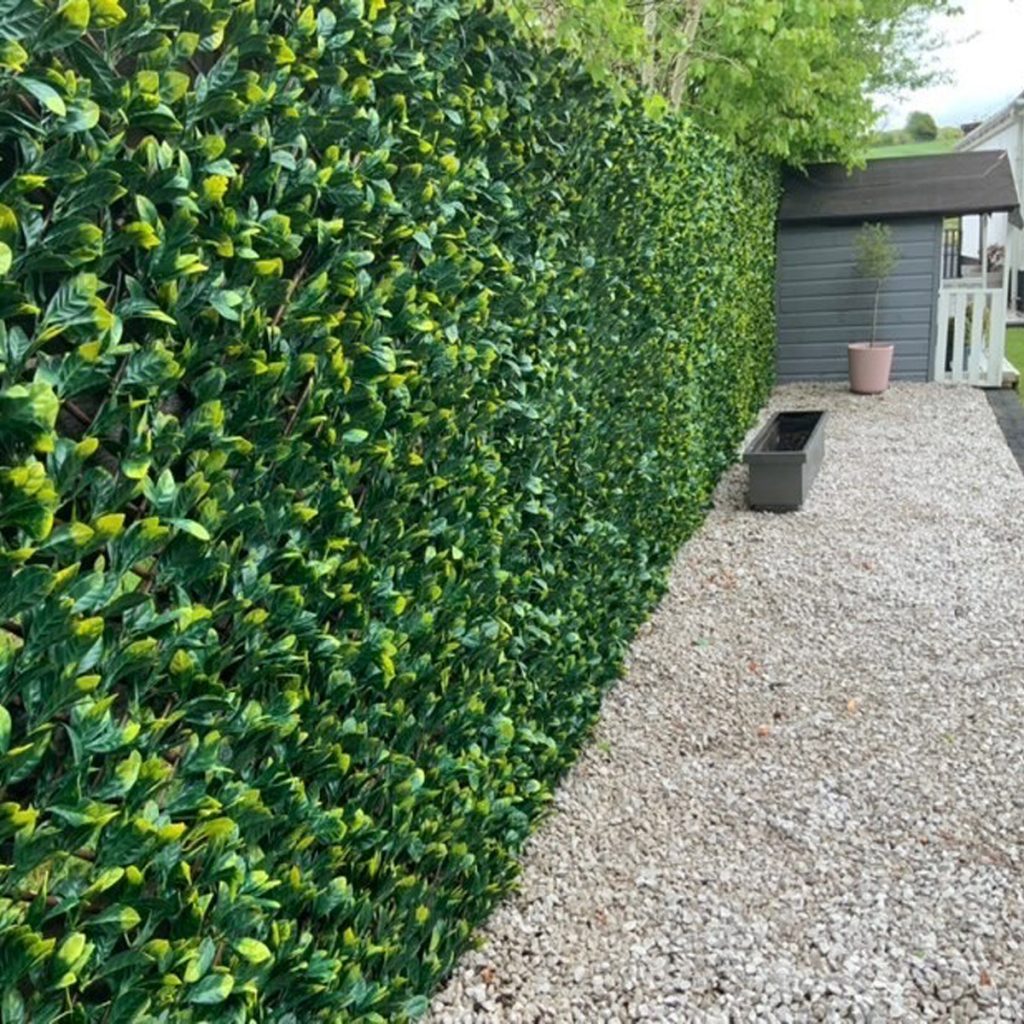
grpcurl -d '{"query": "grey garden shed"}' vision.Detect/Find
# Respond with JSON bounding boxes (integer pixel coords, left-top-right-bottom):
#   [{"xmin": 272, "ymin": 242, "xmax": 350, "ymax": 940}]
[{"xmin": 776, "ymin": 152, "xmax": 1022, "ymax": 386}]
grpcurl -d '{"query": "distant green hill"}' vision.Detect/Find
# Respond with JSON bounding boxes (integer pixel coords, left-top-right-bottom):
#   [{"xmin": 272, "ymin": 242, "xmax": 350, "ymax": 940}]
[
  {"xmin": 865, "ymin": 138, "xmax": 958, "ymax": 159},
  {"xmin": 866, "ymin": 122, "xmax": 963, "ymax": 160}
]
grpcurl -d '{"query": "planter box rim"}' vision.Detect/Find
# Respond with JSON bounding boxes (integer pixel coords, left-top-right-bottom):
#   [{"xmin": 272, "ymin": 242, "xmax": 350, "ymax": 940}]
[{"xmin": 743, "ymin": 409, "xmax": 828, "ymax": 466}]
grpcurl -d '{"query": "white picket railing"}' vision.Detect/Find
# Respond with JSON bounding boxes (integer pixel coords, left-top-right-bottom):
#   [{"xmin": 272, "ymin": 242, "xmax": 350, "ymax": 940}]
[{"xmin": 933, "ymin": 284, "xmax": 1007, "ymax": 387}]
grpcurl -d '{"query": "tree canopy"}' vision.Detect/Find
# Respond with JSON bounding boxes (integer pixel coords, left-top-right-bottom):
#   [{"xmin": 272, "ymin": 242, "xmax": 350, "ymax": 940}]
[
  {"xmin": 497, "ymin": 0, "xmax": 961, "ymax": 165},
  {"xmin": 906, "ymin": 110, "xmax": 940, "ymax": 140}
]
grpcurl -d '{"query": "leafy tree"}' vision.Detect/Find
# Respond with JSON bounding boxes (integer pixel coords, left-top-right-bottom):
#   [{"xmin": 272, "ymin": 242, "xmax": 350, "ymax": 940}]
[
  {"xmin": 495, "ymin": 0, "xmax": 647, "ymax": 99},
  {"xmin": 498, "ymin": 0, "xmax": 962, "ymax": 164},
  {"xmin": 906, "ymin": 110, "xmax": 939, "ymax": 140},
  {"xmin": 854, "ymin": 223, "xmax": 900, "ymax": 345}
]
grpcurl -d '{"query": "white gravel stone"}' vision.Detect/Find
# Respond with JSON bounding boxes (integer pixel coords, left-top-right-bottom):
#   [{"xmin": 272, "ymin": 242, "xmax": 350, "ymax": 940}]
[{"xmin": 428, "ymin": 384, "xmax": 1024, "ymax": 1023}]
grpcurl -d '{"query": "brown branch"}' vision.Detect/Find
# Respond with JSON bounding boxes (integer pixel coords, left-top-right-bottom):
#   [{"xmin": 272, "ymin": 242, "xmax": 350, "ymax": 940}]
[
  {"xmin": 84, "ymin": 354, "xmax": 131, "ymax": 449},
  {"xmin": 110, "ymin": 267, "xmax": 125, "ymax": 309},
  {"xmin": 64, "ymin": 400, "xmax": 93, "ymax": 427},
  {"xmin": 284, "ymin": 377, "xmax": 315, "ymax": 436},
  {"xmin": 15, "ymin": 94, "xmax": 37, "ymax": 119},
  {"xmin": 271, "ymin": 250, "xmax": 314, "ymax": 328},
  {"xmin": 15, "ymin": 892, "xmax": 60, "ymax": 908},
  {"xmin": 83, "ymin": 32, "xmax": 106, "ymax": 56}
]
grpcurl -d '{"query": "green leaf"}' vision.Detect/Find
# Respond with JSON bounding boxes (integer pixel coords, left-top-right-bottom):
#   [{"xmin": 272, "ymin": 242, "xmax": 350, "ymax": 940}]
[
  {"xmin": 0, "ymin": 381, "xmax": 60, "ymax": 451},
  {"xmin": 151, "ymin": 468, "xmax": 176, "ymax": 508},
  {"xmin": 169, "ymin": 518, "xmax": 211, "ymax": 541},
  {"xmin": 121, "ymin": 456, "xmax": 151, "ymax": 480},
  {"xmin": 38, "ymin": 272, "xmax": 102, "ymax": 341},
  {"xmin": 210, "ymin": 289, "xmax": 243, "ymax": 320},
  {"xmin": 89, "ymin": 904, "xmax": 141, "ymax": 932},
  {"xmin": 134, "ymin": 195, "xmax": 159, "ymax": 226},
  {"xmin": 2, "ymin": 988, "xmax": 25, "ymax": 1024},
  {"xmin": 19, "ymin": 78, "xmax": 66, "ymax": 116},
  {"xmin": 188, "ymin": 973, "xmax": 234, "ymax": 1005},
  {"xmin": 62, "ymin": 98, "xmax": 101, "ymax": 133},
  {"xmin": 55, "ymin": 932, "xmax": 88, "ymax": 969},
  {"xmin": 0, "ymin": 0, "xmax": 43, "ymax": 44},
  {"xmin": 402, "ymin": 994, "xmax": 429, "ymax": 1017}
]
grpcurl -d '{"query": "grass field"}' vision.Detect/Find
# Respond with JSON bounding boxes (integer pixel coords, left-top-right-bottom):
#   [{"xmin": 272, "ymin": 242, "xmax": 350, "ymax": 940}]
[
  {"xmin": 1006, "ymin": 326, "xmax": 1024, "ymax": 404},
  {"xmin": 865, "ymin": 139, "xmax": 958, "ymax": 160}
]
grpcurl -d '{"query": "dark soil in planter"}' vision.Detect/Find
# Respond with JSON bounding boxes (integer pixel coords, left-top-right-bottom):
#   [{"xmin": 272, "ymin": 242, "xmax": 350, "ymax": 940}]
[{"xmin": 757, "ymin": 411, "xmax": 821, "ymax": 452}]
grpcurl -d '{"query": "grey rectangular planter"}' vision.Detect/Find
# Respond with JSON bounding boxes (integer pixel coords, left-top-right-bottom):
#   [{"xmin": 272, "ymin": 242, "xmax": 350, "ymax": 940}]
[{"xmin": 743, "ymin": 411, "xmax": 827, "ymax": 512}]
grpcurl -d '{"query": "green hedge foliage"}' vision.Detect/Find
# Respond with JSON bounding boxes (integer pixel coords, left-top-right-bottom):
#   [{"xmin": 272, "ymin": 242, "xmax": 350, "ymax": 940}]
[{"xmin": 0, "ymin": 0, "xmax": 778, "ymax": 1019}]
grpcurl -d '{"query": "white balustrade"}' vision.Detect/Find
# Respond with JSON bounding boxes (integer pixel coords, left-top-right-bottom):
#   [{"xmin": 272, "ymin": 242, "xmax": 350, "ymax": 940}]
[{"xmin": 933, "ymin": 285, "xmax": 1007, "ymax": 386}]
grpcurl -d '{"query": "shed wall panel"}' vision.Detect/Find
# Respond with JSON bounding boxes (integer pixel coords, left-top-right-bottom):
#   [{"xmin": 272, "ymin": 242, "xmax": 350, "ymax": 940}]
[{"xmin": 776, "ymin": 219, "xmax": 942, "ymax": 382}]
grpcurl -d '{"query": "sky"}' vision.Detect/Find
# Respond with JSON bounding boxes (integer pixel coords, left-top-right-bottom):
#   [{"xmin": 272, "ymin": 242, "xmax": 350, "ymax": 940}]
[{"xmin": 876, "ymin": 0, "xmax": 1024, "ymax": 129}]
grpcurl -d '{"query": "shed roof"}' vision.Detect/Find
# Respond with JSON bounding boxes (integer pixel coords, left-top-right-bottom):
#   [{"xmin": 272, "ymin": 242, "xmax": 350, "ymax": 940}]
[{"xmin": 780, "ymin": 151, "xmax": 1022, "ymax": 227}]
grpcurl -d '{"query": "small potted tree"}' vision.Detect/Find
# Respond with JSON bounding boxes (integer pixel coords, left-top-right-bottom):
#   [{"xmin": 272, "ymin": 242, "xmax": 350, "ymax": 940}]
[{"xmin": 849, "ymin": 222, "xmax": 899, "ymax": 394}]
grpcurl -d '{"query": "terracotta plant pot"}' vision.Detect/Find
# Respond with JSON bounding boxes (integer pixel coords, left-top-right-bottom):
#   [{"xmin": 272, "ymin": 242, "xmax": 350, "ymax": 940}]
[{"xmin": 848, "ymin": 343, "xmax": 894, "ymax": 395}]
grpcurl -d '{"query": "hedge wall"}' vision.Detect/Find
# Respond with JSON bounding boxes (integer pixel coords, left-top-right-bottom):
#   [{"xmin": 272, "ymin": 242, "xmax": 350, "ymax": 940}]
[{"xmin": 0, "ymin": 0, "xmax": 777, "ymax": 1020}]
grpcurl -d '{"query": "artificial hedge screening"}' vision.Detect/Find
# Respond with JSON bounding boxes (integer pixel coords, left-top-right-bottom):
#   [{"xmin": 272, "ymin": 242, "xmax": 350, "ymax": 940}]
[{"xmin": 0, "ymin": 0, "xmax": 777, "ymax": 1019}]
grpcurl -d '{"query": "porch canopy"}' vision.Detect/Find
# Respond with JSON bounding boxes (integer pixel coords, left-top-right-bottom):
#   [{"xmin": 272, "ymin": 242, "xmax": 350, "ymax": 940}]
[{"xmin": 780, "ymin": 151, "xmax": 1023, "ymax": 227}]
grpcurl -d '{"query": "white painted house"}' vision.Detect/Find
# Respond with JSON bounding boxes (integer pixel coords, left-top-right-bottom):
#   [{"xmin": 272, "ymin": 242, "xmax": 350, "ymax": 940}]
[{"xmin": 956, "ymin": 91, "xmax": 1024, "ymax": 316}]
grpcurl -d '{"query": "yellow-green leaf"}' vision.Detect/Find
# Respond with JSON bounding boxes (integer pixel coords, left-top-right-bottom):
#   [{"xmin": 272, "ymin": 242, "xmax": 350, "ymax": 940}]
[
  {"xmin": 254, "ymin": 258, "xmax": 283, "ymax": 277},
  {"xmin": 0, "ymin": 204, "xmax": 17, "ymax": 245},
  {"xmin": 233, "ymin": 938, "xmax": 272, "ymax": 964},
  {"xmin": 58, "ymin": 0, "xmax": 91, "ymax": 29},
  {"xmin": 90, "ymin": 0, "xmax": 126, "ymax": 28},
  {"xmin": 0, "ymin": 40, "xmax": 28, "ymax": 73}
]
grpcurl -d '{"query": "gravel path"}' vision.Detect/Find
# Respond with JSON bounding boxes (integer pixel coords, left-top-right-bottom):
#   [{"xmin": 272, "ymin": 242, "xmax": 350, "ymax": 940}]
[{"xmin": 429, "ymin": 383, "xmax": 1024, "ymax": 1024}]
